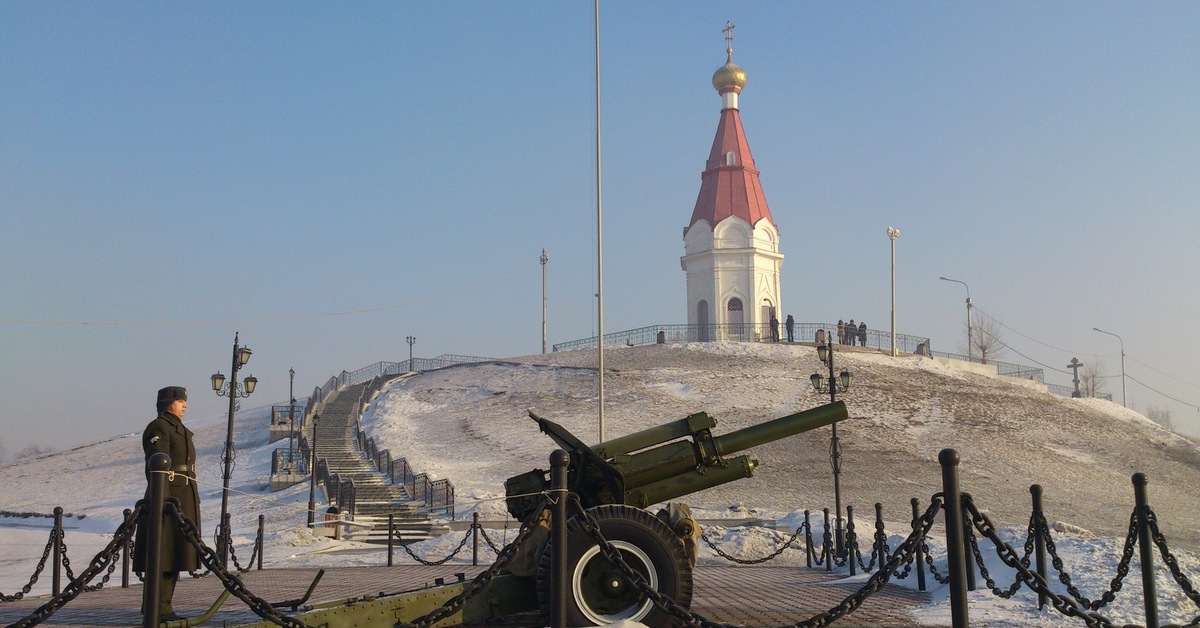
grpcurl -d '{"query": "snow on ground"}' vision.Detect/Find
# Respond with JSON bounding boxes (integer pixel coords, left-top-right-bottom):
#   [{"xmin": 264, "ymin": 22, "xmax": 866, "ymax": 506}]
[{"xmin": 3, "ymin": 343, "xmax": 1199, "ymax": 626}]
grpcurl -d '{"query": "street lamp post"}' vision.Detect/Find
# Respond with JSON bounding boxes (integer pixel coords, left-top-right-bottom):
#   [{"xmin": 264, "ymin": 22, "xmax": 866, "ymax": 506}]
[
  {"xmin": 541, "ymin": 248, "xmax": 549, "ymax": 354},
  {"xmin": 288, "ymin": 368, "xmax": 296, "ymax": 464},
  {"xmin": 888, "ymin": 227, "xmax": 900, "ymax": 356},
  {"xmin": 939, "ymin": 276, "xmax": 973, "ymax": 362},
  {"xmin": 810, "ymin": 341, "xmax": 853, "ymax": 558},
  {"xmin": 210, "ymin": 332, "xmax": 257, "ymax": 568},
  {"xmin": 406, "ymin": 336, "xmax": 416, "ymax": 372},
  {"xmin": 307, "ymin": 413, "xmax": 319, "ymax": 526},
  {"xmin": 1093, "ymin": 327, "xmax": 1127, "ymax": 408}
]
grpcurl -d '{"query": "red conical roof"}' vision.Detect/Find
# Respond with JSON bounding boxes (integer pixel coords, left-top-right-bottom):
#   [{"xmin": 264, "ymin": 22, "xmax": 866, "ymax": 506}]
[{"xmin": 687, "ymin": 106, "xmax": 775, "ymax": 231}]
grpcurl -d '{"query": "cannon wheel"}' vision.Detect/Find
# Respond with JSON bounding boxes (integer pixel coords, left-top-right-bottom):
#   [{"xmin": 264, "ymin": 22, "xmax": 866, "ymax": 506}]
[{"xmin": 536, "ymin": 504, "xmax": 693, "ymax": 626}]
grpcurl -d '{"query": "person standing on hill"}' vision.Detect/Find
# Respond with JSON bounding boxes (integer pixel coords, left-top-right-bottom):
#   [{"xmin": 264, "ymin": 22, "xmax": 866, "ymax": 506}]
[
  {"xmin": 837, "ymin": 320, "xmax": 845, "ymax": 345},
  {"xmin": 785, "ymin": 314, "xmax": 795, "ymax": 342},
  {"xmin": 859, "ymin": 321, "xmax": 867, "ymax": 347},
  {"xmin": 133, "ymin": 386, "xmax": 200, "ymax": 622},
  {"xmin": 847, "ymin": 320, "xmax": 856, "ymax": 345},
  {"xmin": 770, "ymin": 315, "xmax": 780, "ymax": 342}
]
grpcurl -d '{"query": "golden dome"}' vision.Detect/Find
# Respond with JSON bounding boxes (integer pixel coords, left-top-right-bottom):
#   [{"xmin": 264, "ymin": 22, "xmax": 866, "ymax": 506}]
[{"xmin": 712, "ymin": 53, "xmax": 747, "ymax": 92}]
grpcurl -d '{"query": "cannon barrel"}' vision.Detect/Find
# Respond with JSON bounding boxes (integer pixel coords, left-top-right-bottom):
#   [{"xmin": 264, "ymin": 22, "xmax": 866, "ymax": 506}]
[{"xmin": 712, "ymin": 399, "xmax": 847, "ymax": 457}]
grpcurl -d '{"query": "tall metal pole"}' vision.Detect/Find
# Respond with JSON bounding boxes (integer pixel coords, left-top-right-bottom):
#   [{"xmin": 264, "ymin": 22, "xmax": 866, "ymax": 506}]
[
  {"xmin": 888, "ymin": 227, "xmax": 900, "ymax": 356},
  {"xmin": 827, "ymin": 347, "xmax": 844, "ymax": 557},
  {"xmin": 307, "ymin": 413, "xmax": 319, "ymax": 526},
  {"xmin": 218, "ymin": 333, "xmax": 243, "ymax": 568},
  {"xmin": 540, "ymin": 249, "xmax": 549, "ymax": 354},
  {"xmin": 406, "ymin": 336, "xmax": 416, "ymax": 372},
  {"xmin": 940, "ymin": 277, "xmax": 972, "ymax": 362},
  {"xmin": 1093, "ymin": 327, "xmax": 1127, "ymax": 407},
  {"xmin": 594, "ymin": 0, "xmax": 605, "ymax": 442},
  {"xmin": 288, "ymin": 368, "xmax": 295, "ymax": 463}
]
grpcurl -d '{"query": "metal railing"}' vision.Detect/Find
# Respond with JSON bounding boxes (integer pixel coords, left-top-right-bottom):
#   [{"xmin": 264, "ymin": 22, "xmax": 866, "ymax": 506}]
[
  {"xmin": 1046, "ymin": 383, "xmax": 1113, "ymax": 401},
  {"xmin": 552, "ymin": 322, "xmax": 931, "ymax": 354}
]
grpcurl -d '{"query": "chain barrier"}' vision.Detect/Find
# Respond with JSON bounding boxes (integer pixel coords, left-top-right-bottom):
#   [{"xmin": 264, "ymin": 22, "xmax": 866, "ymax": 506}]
[
  {"xmin": 58, "ymin": 534, "xmax": 121, "ymax": 593},
  {"xmin": 397, "ymin": 528, "xmax": 474, "ymax": 566},
  {"xmin": 170, "ymin": 502, "xmax": 313, "ymax": 628},
  {"xmin": 1044, "ymin": 509, "xmax": 1138, "ymax": 611},
  {"xmin": 699, "ymin": 522, "xmax": 808, "ymax": 565},
  {"xmin": 0, "ymin": 530, "xmax": 56, "ymax": 603},
  {"xmin": 1146, "ymin": 507, "xmax": 1200, "ymax": 618},
  {"xmin": 922, "ymin": 540, "xmax": 951, "ymax": 585},
  {"xmin": 394, "ymin": 498, "xmax": 552, "ymax": 628},
  {"xmin": 569, "ymin": 494, "xmax": 946, "ymax": 628},
  {"xmin": 7, "ymin": 504, "xmax": 143, "ymax": 628},
  {"xmin": 962, "ymin": 496, "xmax": 1125, "ymax": 628},
  {"xmin": 477, "ymin": 525, "xmax": 506, "ymax": 554},
  {"xmin": 964, "ymin": 511, "xmax": 1032, "ymax": 599}
]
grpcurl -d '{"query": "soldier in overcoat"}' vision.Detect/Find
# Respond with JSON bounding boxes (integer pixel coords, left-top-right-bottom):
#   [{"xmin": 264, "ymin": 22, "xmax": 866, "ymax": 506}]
[{"xmin": 133, "ymin": 386, "xmax": 200, "ymax": 621}]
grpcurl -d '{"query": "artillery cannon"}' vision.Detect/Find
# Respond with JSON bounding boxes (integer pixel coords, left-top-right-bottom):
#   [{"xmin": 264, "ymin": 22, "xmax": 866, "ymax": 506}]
[{"xmin": 240, "ymin": 401, "xmax": 847, "ymax": 628}]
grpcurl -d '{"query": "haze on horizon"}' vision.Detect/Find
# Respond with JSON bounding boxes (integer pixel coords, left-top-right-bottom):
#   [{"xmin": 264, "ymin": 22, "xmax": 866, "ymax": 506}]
[{"xmin": 2, "ymin": 2, "xmax": 1198, "ymax": 453}]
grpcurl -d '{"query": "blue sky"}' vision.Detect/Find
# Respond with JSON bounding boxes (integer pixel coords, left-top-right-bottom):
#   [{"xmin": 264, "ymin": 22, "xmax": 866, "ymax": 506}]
[{"xmin": 3, "ymin": 2, "xmax": 1199, "ymax": 452}]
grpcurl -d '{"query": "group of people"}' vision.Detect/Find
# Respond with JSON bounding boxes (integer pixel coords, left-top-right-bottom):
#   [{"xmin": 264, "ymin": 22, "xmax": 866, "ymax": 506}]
[
  {"xmin": 768, "ymin": 314, "xmax": 797, "ymax": 343},
  {"xmin": 837, "ymin": 319, "xmax": 868, "ymax": 347}
]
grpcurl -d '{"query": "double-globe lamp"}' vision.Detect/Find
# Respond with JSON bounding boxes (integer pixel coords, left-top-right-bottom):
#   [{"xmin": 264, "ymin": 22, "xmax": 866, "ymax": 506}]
[{"xmin": 211, "ymin": 334, "xmax": 257, "ymax": 568}]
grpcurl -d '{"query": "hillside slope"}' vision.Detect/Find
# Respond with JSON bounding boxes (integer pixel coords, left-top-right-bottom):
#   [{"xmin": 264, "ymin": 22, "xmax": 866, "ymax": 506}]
[{"xmin": 363, "ymin": 342, "xmax": 1200, "ymax": 551}]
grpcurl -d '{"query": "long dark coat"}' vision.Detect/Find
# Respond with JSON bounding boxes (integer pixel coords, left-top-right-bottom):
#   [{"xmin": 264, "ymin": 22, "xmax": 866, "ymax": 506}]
[{"xmin": 133, "ymin": 411, "xmax": 201, "ymax": 573}]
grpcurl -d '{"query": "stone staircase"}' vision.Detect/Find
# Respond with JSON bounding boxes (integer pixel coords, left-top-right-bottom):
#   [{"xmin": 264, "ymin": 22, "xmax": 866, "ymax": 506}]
[{"xmin": 311, "ymin": 382, "xmax": 449, "ymax": 543}]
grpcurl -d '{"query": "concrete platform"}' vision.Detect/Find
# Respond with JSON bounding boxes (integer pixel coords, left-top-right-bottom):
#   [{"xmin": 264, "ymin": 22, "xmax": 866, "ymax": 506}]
[{"xmin": 0, "ymin": 564, "xmax": 935, "ymax": 627}]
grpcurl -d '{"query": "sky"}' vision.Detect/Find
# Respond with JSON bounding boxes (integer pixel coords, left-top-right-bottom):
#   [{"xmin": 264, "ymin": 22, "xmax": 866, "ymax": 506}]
[{"xmin": 3, "ymin": 1, "xmax": 1199, "ymax": 452}]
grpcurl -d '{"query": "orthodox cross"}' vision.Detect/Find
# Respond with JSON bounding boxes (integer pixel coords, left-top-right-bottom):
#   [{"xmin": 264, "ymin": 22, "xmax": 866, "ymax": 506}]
[{"xmin": 723, "ymin": 20, "xmax": 735, "ymax": 55}]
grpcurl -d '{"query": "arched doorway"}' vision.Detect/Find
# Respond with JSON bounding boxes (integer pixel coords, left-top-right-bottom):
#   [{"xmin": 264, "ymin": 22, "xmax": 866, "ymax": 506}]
[
  {"xmin": 727, "ymin": 297, "xmax": 745, "ymax": 340},
  {"xmin": 696, "ymin": 300, "xmax": 710, "ymax": 342}
]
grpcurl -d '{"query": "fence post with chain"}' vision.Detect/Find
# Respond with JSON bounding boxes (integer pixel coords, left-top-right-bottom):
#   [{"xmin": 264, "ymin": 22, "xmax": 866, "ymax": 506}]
[
  {"xmin": 387, "ymin": 514, "xmax": 395, "ymax": 567},
  {"xmin": 823, "ymin": 508, "xmax": 833, "ymax": 572},
  {"xmin": 256, "ymin": 515, "xmax": 264, "ymax": 571},
  {"xmin": 1031, "ymin": 484, "xmax": 1048, "ymax": 609},
  {"xmin": 143, "ymin": 452, "xmax": 170, "ymax": 628},
  {"xmin": 122, "ymin": 508, "xmax": 132, "ymax": 588},
  {"xmin": 846, "ymin": 505, "xmax": 857, "ymax": 577},
  {"xmin": 549, "ymin": 449, "xmax": 568, "ymax": 628},
  {"xmin": 804, "ymin": 509, "xmax": 812, "ymax": 568},
  {"xmin": 939, "ymin": 448, "xmax": 970, "ymax": 628},
  {"xmin": 911, "ymin": 498, "xmax": 926, "ymax": 592},
  {"xmin": 874, "ymin": 502, "xmax": 886, "ymax": 573},
  {"xmin": 51, "ymin": 506, "xmax": 63, "ymax": 597},
  {"xmin": 1133, "ymin": 472, "xmax": 1158, "ymax": 628},
  {"xmin": 472, "ymin": 512, "xmax": 479, "ymax": 567}
]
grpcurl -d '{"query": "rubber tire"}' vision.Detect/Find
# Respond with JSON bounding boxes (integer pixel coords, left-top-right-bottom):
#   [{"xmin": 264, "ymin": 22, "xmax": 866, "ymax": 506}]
[{"xmin": 537, "ymin": 504, "xmax": 693, "ymax": 627}]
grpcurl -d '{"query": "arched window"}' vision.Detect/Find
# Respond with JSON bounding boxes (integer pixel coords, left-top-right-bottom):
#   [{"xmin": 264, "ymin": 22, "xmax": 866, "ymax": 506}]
[{"xmin": 727, "ymin": 298, "xmax": 745, "ymax": 339}]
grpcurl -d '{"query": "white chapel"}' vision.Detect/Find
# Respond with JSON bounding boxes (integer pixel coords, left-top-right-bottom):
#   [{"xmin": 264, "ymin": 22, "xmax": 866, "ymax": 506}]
[{"xmin": 681, "ymin": 28, "xmax": 783, "ymax": 341}]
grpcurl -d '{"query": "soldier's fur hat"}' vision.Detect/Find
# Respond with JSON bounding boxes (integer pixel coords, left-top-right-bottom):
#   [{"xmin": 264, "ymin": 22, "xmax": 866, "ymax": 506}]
[{"xmin": 156, "ymin": 386, "xmax": 188, "ymax": 413}]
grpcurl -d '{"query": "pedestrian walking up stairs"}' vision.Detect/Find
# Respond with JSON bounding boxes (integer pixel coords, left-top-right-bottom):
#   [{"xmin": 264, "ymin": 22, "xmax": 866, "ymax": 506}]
[{"xmin": 312, "ymin": 382, "xmax": 450, "ymax": 543}]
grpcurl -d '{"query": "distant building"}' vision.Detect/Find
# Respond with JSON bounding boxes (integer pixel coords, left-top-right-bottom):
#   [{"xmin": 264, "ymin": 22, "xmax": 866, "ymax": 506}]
[{"xmin": 681, "ymin": 28, "xmax": 784, "ymax": 342}]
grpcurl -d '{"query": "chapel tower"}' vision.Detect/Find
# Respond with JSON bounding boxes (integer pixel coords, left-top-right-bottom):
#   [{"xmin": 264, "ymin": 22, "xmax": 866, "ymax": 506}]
[{"xmin": 681, "ymin": 23, "xmax": 783, "ymax": 341}]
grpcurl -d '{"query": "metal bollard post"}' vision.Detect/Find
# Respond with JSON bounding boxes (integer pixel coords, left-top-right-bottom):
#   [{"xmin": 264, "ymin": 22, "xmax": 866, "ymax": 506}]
[
  {"xmin": 143, "ymin": 452, "xmax": 171, "ymax": 628},
  {"xmin": 51, "ymin": 506, "xmax": 63, "ymax": 596},
  {"xmin": 222, "ymin": 512, "xmax": 233, "ymax": 568},
  {"xmin": 122, "ymin": 508, "xmax": 132, "ymax": 588},
  {"xmin": 911, "ymin": 498, "xmax": 926, "ymax": 592},
  {"xmin": 804, "ymin": 509, "xmax": 812, "ymax": 569},
  {"xmin": 257, "ymin": 514, "xmax": 265, "ymax": 570},
  {"xmin": 472, "ymin": 512, "xmax": 479, "ymax": 567},
  {"xmin": 1031, "ymin": 485, "xmax": 1048, "ymax": 610},
  {"xmin": 846, "ymin": 505, "xmax": 857, "ymax": 576},
  {"xmin": 387, "ymin": 514, "xmax": 395, "ymax": 567},
  {"xmin": 1133, "ymin": 473, "xmax": 1158, "ymax": 628},
  {"xmin": 549, "ymin": 450, "xmax": 569, "ymax": 628},
  {"xmin": 823, "ymin": 508, "xmax": 832, "ymax": 572},
  {"xmin": 939, "ymin": 449, "xmax": 970, "ymax": 628},
  {"xmin": 875, "ymin": 502, "xmax": 886, "ymax": 572}
]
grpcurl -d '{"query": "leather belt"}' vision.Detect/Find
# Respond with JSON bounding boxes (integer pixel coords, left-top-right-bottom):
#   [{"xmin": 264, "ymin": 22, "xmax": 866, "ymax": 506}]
[{"xmin": 169, "ymin": 464, "xmax": 196, "ymax": 485}]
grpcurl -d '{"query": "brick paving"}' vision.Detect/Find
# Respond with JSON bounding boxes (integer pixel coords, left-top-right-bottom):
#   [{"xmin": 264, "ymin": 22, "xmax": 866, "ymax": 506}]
[{"xmin": 0, "ymin": 564, "xmax": 937, "ymax": 627}]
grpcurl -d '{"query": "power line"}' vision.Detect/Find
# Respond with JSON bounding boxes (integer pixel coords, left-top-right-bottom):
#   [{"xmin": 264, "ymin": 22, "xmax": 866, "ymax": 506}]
[{"xmin": 1126, "ymin": 373, "xmax": 1200, "ymax": 412}]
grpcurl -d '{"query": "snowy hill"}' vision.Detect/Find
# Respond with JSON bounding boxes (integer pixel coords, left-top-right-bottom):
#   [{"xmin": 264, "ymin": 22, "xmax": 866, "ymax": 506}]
[{"xmin": 3, "ymin": 342, "xmax": 1199, "ymax": 626}]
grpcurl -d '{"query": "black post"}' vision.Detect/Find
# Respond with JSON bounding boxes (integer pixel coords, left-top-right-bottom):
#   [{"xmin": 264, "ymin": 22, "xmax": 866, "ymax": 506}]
[
  {"xmin": 939, "ymin": 449, "xmax": 969, "ymax": 628},
  {"xmin": 143, "ymin": 452, "xmax": 170, "ymax": 628},
  {"xmin": 51, "ymin": 506, "xmax": 63, "ymax": 597},
  {"xmin": 222, "ymin": 513, "xmax": 232, "ymax": 567},
  {"xmin": 472, "ymin": 512, "xmax": 479, "ymax": 567},
  {"xmin": 1133, "ymin": 473, "xmax": 1158, "ymax": 628},
  {"xmin": 804, "ymin": 509, "xmax": 812, "ymax": 569},
  {"xmin": 549, "ymin": 450, "xmax": 569, "ymax": 628},
  {"xmin": 875, "ymin": 502, "xmax": 886, "ymax": 573},
  {"xmin": 1031, "ymin": 485, "xmax": 1048, "ymax": 610},
  {"xmin": 387, "ymin": 514, "xmax": 394, "ymax": 567},
  {"xmin": 122, "ymin": 508, "xmax": 132, "ymax": 588},
  {"xmin": 823, "ymin": 508, "xmax": 832, "ymax": 572},
  {"xmin": 257, "ymin": 514, "xmax": 264, "ymax": 570},
  {"xmin": 846, "ymin": 505, "xmax": 857, "ymax": 576},
  {"xmin": 912, "ymin": 498, "xmax": 926, "ymax": 592}
]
